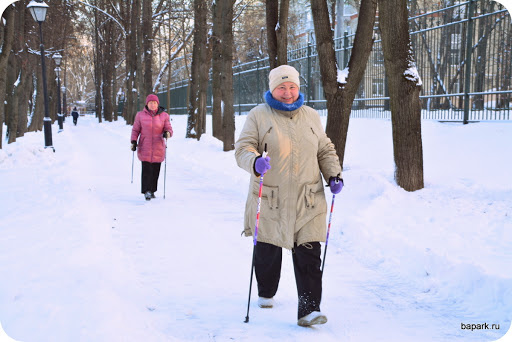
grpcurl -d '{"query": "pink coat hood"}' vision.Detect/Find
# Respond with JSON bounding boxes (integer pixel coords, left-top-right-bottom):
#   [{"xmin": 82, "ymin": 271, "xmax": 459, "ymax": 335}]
[{"xmin": 131, "ymin": 106, "xmax": 173, "ymax": 163}]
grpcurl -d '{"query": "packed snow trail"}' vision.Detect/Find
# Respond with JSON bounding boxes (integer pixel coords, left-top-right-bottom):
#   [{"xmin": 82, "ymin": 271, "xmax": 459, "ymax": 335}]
[{"xmin": 0, "ymin": 116, "xmax": 511, "ymax": 342}]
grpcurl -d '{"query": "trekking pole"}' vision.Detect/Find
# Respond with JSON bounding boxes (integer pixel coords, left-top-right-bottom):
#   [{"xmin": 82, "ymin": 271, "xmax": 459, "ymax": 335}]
[
  {"xmin": 163, "ymin": 138, "xmax": 168, "ymax": 199},
  {"xmin": 321, "ymin": 181, "xmax": 338, "ymax": 275},
  {"xmin": 131, "ymin": 150, "xmax": 135, "ymax": 184},
  {"xmin": 244, "ymin": 143, "xmax": 267, "ymax": 323}
]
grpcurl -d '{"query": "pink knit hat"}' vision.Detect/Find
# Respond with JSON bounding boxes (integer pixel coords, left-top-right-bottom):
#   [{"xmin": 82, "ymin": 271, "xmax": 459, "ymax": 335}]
[{"xmin": 145, "ymin": 94, "xmax": 159, "ymax": 105}]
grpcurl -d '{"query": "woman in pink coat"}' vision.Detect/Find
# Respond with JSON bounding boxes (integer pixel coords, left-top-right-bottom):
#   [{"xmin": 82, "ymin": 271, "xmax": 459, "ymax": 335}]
[{"xmin": 131, "ymin": 94, "xmax": 173, "ymax": 200}]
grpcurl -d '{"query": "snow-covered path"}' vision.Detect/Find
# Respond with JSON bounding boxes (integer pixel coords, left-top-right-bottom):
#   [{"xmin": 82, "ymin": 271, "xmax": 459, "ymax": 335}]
[{"xmin": 1, "ymin": 116, "xmax": 511, "ymax": 341}]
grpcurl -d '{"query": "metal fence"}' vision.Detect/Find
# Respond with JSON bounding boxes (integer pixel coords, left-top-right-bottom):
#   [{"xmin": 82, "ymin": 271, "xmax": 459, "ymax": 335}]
[{"xmin": 154, "ymin": 0, "xmax": 511, "ymax": 122}]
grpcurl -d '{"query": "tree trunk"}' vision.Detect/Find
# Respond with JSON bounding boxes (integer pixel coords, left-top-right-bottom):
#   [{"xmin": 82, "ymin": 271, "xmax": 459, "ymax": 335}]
[
  {"xmin": 199, "ymin": 36, "xmax": 212, "ymax": 137},
  {"xmin": 6, "ymin": 1, "xmax": 31, "ymax": 144},
  {"xmin": 28, "ymin": 70, "xmax": 44, "ymax": 132},
  {"xmin": 266, "ymin": 0, "xmax": 290, "ymax": 69},
  {"xmin": 498, "ymin": 26, "xmax": 511, "ymax": 108},
  {"xmin": 265, "ymin": 0, "xmax": 279, "ymax": 69},
  {"xmin": 16, "ymin": 1, "xmax": 30, "ymax": 138},
  {"xmin": 63, "ymin": 59, "xmax": 68, "ymax": 121},
  {"xmin": 101, "ymin": 8, "xmax": 114, "ymax": 122},
  {"xmin": 135, "ymin": 0, "xmax": 144, "ymax": 113},
  {"xmin": 187, "ymin": 0, "xmax": 209, "ymax": 139},
  {"xmin": 93, "ymin": 0, "xmax": 103, "ymax": 123},
  {"xmin": 378, "ymin": 0, "xmax": 424, "ymax": 191},
  {"xmin": 124, "ymin": 0, "xmax": 140, "ymax": 124},
  {"xmin": 311, "ymin": 0, "xmax": 377, "ymax": 168},
  {"xmin": 112, "ymin": 60, "xmax": 118, "ymax": 121},
  {"xmin": 142, "ymin": 0, "xmax": 153, "ymax": 95},
  {"xmin": 17, "ymin": 67, "xmax": 31, "ymax": 138},
  {"xmin": 0, "ymin": 5, "xmax": 15, "ymax": 149},
  {"xmin": 6, "ymin": 54, "xmax": 18, "ymax": 144},
  {"xmin": 276, "ymin": 0, "xmax": 290, "ymax": 66},
  {"xmin": 221, "ymin": 0, "xmax": 235, "ymax": 151},
  {"xmin": 211, "ymin": 0, "xmax": 223, "ymax": 140},
  {"xmin": 473, "ymin": 1, "xmax": 494, "ymax": 110}
]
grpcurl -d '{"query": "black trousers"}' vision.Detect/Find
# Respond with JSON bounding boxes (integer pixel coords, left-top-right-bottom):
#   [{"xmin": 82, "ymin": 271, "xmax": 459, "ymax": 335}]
[
  {"xmin": 141, "ymin": 161, "xmax": 161, "ymax": 194},
  {"xmin": 254, "ymin": 241, "xmax": 323, "ymax": 319}
]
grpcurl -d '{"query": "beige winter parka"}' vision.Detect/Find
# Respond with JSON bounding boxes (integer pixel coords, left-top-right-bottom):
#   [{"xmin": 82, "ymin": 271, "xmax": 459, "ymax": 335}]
[{"xmin": 235, "ymin": 103, "xmax": 342, "ymax": 250}]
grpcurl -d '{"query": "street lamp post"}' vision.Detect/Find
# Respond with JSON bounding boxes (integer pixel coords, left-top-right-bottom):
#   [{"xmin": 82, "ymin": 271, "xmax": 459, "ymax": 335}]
[
  {"xmin": 62, "ymin": 60, "xmax": 67, "ymax": 123},
  {"xmin": 62, "ymin": 85, "xmax": 67, "ymax": 123},
  {"xmin": 27, "ymin": 0, "xmax": 53, "ymax": 150},
  {"xmin": 53, "ymin": 53, "xmax": 63, "ymax": 132}
]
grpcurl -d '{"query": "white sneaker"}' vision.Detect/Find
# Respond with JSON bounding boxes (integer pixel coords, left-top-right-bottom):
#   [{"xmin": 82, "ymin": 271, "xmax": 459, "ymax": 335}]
[
  {"xmin": 257, "ymin": 297, "xmax": 274, "ymax": 308},
  {"xmin": 297, "ymin": 311, "xmax": 328, "ymax": 327}
]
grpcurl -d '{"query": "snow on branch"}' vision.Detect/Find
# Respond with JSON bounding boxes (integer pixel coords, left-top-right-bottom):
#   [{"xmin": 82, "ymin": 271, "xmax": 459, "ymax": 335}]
[
  {"xmin": 405, "ymin": 43, "xmax": 423, "ymax": 86},
  {"xmin": 337, "ymin": 67, "xmax": 349, "ymax": 85},
  {"xmin": 404, "ymin": 66, "xmax": 422, "ymax": 86},
  {"xmin": 76, "ymin": 0, "xmax": 127, "ymax": 38},
  {"xmin": 153, "ymin": 28, "xmax": 194, "ymax": 93}
]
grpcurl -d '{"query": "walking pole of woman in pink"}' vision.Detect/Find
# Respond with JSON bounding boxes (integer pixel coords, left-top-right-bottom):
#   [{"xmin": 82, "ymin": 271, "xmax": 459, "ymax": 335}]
[{"xmin": 163, "ymin": 138, "xmax": 167, "ymax": 199}]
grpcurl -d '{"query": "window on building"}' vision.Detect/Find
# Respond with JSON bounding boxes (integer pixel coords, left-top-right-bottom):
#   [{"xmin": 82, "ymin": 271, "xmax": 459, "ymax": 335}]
[
  {"xmin": 451, "ymin": 33, "xmax": 461, "ymax": 50},
  {"xmin": 372, "ymin": 78, "xmax": 385, "ymax": 96},
  {"xmin": 374, "ymin": 45, "xmax": 384, "ymax": 65},
  {"xmin": 450, "ymin": 33, "xmax": 462, "ymax": 66},
  {"xmin": 452, "ymin": 81, "xmax": 460, "ymax": 94},
  {"xmin": 450, "ymin": 51, "xmax": 461, "ymax": 66}
]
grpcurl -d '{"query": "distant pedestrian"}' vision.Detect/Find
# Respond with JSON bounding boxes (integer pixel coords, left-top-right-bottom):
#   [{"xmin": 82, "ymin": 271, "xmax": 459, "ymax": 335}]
[
  {"xmin": 130, "ymin": 94, "xmax": 173, "ymax": 201},
  {"xmin": 71, "ymin": 107, "xmax": 79, "ymax": 126},
  {"xmin": 235, "ymin": 65, "xmax": 343, "ymax": 327}
]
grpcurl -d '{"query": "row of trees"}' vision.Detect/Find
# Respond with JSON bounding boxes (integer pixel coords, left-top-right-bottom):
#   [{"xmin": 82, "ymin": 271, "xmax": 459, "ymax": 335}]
[
  {"xmin": 185, "ymin": 0, "xmax": 424, "ymax": 190},
  {"xmin": 0, "ymin": 0, "xmax": 77, "ymax": 148},
  {"xmin": 0, "ymin": 0, "xmax": 274, "ymax": 146},
  {"xmin": 1, "ymin": 0, "xmax": 425, "ymax": 191}
]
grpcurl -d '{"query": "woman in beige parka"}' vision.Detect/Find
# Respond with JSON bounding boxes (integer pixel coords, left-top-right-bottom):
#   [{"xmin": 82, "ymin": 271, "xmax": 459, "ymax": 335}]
[{"xmin": 235, "ymin": 65, "xmax": 343, "ymax": 327}]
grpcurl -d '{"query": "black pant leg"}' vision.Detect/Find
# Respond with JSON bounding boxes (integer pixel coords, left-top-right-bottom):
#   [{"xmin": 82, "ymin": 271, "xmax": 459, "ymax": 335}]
[
  {"xmin": 150, "ymin": 162, "xmax": 161, "ymax": 193},
  {"xmin": 254, "ymin": 241, "xmax": 282, "ymax": 298},
  {"xmin": 141, "ymin": 161, "xmax": 151, "ymax": 193},
  {"xmin": 141, "ymin": 162, "xmax": 161, "ymax": 193},
  {"xmin": 140, "ymin": 162, "xmax": 153, "ymax": 194},
  {"xmin": 292, "ymin": 242, "xmax": 323, "ymax": 319}
]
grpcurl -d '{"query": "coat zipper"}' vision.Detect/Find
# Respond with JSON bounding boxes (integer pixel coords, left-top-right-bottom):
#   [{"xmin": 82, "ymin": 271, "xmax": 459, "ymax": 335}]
[{"xmin": 261, "ymin": 127, "xmax": 272, "ymax": 152}]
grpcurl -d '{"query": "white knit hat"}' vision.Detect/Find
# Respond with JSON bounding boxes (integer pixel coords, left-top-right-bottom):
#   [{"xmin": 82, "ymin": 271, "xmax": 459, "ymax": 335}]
[{"xmin": 268, "ymin": 65, "xmax": 300, "ymax": 92}]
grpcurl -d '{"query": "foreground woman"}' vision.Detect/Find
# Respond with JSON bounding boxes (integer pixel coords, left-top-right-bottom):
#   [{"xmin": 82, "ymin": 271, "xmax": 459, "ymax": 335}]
[{"xmin": 235, "ymin": 65, "xmax": 343, "ymax": 326}]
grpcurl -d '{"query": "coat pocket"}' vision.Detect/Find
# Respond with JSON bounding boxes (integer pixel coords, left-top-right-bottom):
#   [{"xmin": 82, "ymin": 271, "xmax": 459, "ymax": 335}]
[
  {"xmin": 253, "ymin": 181, "xmax": 279, "ymax": 210},
  {"xmin": 296, "ymin": 179, "xmax": 327, "ymax": 230},
  {"xmin": 245, "ymin": 181, "xmax": 280, "ymax": 234},
  {"xmin": 304, "ymin": 180, "xmax": 324, "ymax": 209}
]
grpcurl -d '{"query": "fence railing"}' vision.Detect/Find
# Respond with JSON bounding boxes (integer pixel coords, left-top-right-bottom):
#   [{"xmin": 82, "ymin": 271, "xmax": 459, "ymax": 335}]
[{"xmin": 134, "ymin": 0, "xmax": 511, "ymax": 122}]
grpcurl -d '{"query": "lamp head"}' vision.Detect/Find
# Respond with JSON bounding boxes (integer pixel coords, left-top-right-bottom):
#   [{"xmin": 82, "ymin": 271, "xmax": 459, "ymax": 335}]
[
  {"xmin": 27, "ymin": 0, "xmax": 49, "ymax": 23},
  {"xmin": 53, "ymin": 53, "xmax": 62, "ymax": 66}
]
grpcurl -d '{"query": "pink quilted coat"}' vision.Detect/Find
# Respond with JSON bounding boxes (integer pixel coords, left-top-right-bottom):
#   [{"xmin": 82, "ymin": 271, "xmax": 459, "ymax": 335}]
[{"xmin": 131, "ymin": 106, "xmax": 173, "ymax": 163}]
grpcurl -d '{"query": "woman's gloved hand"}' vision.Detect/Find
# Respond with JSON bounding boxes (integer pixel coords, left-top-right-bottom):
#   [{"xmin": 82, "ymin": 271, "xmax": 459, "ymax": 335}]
[{"xmin": 254, "ymin": 156, "xmax": 271, "ymax": 176}]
